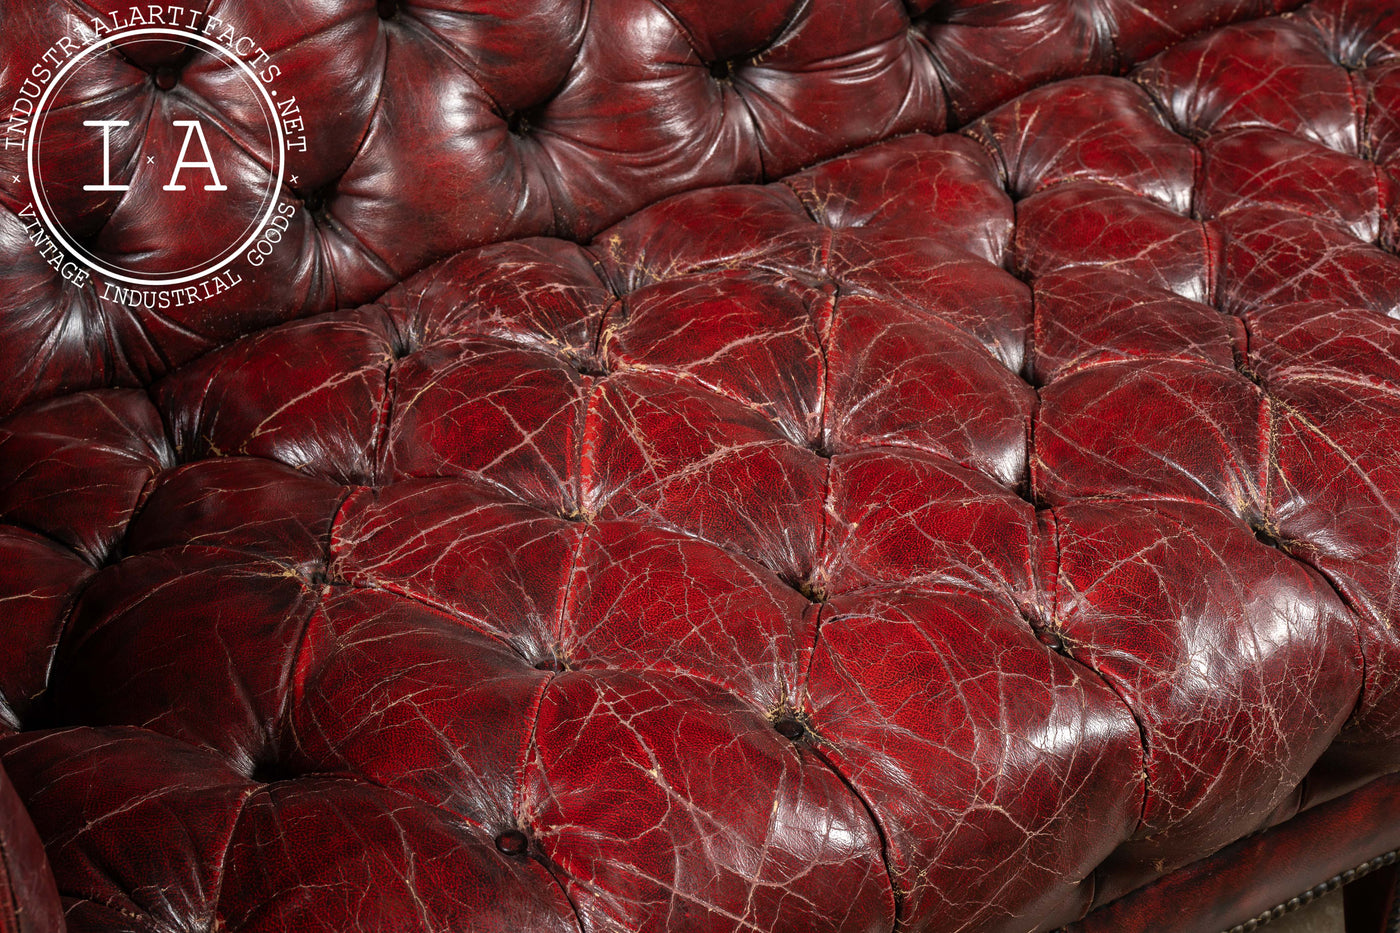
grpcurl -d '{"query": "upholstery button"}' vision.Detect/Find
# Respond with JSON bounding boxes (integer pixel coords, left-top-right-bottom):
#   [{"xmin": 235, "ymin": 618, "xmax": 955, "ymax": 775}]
[
  {"xmin": 789, "ymin": 577, "xmax": 827, "ymax": 604},
  {"xmin": 154, "ymin": 66, "xmax": 178, "ymax": 91},
  {"xmin": 302, "ymin": 187, "xmax": 336, "ymax": 225},
  {"xmin": 773, "ymin": 715, "xmax": 806, "ymax": 740},
  {"xmin": 376, "ymin": 0, "xmax": 398, "ymax": 19},
  {"xmin": 911, "ymin": 1, "xmax": 955, "ymax": 25},
  {"xmin": 708, "ymin": 60, "xmax": 736, "ymax": 82},
  {"xmin": 494, "ymin": 829, "xmax": 529, "ymax": 856},
  {"xmin": 1249, "ymin": 521, "xmax": 1289, "ymax": 553},
  {"xmin": 505, "ymin": 111, "xmax": 531, "ymax": 137},
  {"xmin": 533, "ymin": 652, "xmax": 567, "ymax": 672},
  {"xmin": 250, "ymin": 759, "xmax": 296, "ymax": 785}
]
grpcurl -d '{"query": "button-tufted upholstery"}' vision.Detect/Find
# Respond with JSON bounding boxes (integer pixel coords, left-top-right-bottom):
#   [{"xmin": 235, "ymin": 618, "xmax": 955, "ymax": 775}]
[{"xmin": 3, "ymin": 0, "xmax": 1400, "ymax": 931}]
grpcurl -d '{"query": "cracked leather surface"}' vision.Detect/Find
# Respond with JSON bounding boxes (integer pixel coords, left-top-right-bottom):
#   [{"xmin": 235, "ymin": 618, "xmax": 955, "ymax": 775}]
[{"xmin": 2, "ymin": 0, "xmax": 1400, "ymax": 931}]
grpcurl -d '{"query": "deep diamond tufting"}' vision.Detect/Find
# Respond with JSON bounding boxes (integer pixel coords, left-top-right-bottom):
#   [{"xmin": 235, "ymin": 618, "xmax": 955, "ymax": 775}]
[{"xmin": 3, "ymin": 0, "xmax": 1400, "ymax": 931}]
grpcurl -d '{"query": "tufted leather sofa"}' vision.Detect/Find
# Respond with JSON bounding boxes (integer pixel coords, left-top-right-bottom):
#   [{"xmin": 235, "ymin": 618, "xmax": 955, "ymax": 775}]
[{"xmin": 3, "ymin": 0, "xmax": 1400, "ymax": 931}]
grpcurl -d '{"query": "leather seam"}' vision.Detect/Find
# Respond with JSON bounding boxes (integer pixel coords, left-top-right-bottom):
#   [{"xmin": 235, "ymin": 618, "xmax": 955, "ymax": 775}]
[
  {"xmin": 268, "ymin": 485, "xmax": 358, "ymax": 745},
  {"xmin": 1046, "ymin": 505, "xmax": 1154, "ymax": 841},
  {"xmin": 0, "ymin": 815, "xmax": 21, "ymax": 933},
  {"xmin": 808, "ymin": 743, "xmax": 903, "ymax": 933},
  {"xmin": 512, "ymin": 677, "xmax": 587, "ymax": 933},
  {"xmin": 370, "ymin": 359, "xmax": 396, "ymax": 485},
  {"xmin": 325, "ymin": 575, "xmax": 523, "ymax": 656},
  {"xmin": 267, "ymin": 589, "xmax": 326, "ymax": 764},
  {"xmin": 202, "ymin": 784, "xmax": 259, "ymax": 929}
]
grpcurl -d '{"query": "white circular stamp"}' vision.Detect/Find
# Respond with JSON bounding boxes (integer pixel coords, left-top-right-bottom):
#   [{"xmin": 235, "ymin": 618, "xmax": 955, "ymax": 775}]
[{"xmin": 5, "ymin": 7, "xmax": 309, "ymax": 304}]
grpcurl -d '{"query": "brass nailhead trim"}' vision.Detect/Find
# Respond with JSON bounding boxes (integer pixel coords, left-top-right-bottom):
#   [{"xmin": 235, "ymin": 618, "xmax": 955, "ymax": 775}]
[{"xmin": 1222, "ymin": 848, "xmax": 1400, "ymax": 933}]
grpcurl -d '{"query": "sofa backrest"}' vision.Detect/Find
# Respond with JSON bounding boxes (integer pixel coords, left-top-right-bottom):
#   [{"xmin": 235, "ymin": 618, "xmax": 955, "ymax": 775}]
[{"xmin": 0, "ymin": 0, "xmax": 1305, "ymax": 419}]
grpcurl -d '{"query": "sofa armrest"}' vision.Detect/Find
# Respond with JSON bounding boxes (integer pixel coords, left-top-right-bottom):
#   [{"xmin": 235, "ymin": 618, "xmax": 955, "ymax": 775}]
[{"xmin": 0, "ymin": 759, "xmax": 61, "ymax": 933}]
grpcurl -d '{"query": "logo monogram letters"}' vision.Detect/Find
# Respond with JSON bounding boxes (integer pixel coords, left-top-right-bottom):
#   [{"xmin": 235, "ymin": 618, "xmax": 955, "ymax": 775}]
[
  {"xmin": 81, "ymin": 117, "xmax": 227, "ymax": 193},
  {"xmin": 14, "ymin": 15, "xmax": 304, "ymax": 294}
]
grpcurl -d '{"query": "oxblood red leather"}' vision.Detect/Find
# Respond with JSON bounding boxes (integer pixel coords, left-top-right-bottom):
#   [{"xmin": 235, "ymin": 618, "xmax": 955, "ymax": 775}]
[
  {"xmin": 0, "ymin": 760, "xmax": 60, "ymax": 933},
  {"xmin": 1070, "ymin": 771, "xmax": 1400, "ymax": 933},
  {"xmin": 2, "ymin": 0, "xmax": 1400, "ymax": 931}
]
